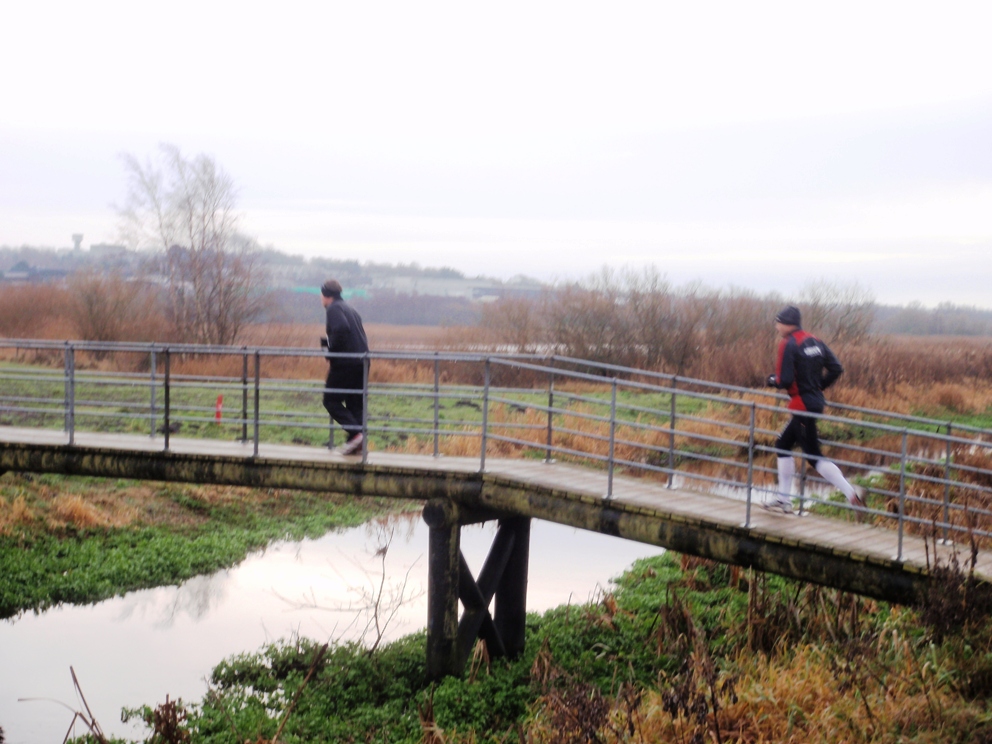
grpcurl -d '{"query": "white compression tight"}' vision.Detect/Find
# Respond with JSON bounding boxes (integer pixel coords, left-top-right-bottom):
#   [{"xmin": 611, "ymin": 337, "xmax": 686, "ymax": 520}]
[
  {"xmin": 777, "ymin": 456, "xmax": 856, "ymax": 501},
  {"xmin": 776, "ymin": 456, "xmax": 795, "ymax": 501},
  {"xmin": 814, "ymin": 459, "xmax": 856, "ymax": 501}
]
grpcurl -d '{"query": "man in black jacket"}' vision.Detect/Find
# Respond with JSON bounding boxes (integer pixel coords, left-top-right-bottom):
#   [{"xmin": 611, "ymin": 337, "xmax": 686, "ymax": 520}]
[
  {"xmin": 321, "ymin": 279, "xmax": 369, "ymax": 455},
  {"xmin": 765, "ymin": 305, "xmax": 865, "ymax": 514}
]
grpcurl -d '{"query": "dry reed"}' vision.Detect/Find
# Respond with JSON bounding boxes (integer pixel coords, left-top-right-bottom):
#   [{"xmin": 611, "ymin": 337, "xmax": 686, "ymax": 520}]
[
  {"xmin": 48, "ymin": 495, "xmax": 114, "ymax": 529},
  {"xmin": 0, "ymin": 495, "xmax": 34, "ymax": 534}
]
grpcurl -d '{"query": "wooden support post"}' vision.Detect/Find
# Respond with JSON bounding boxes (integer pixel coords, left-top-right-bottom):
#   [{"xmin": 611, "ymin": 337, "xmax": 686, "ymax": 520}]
[
  {"xmin": 494, "ymin": 516, "xmax": 530, "ymax": 659},
  {"xmin": 457, "ymin": 551, "xmax": 508, "ymax": 664},
  {"xmin": 424, "ymin": 504, "xmax": 531, "ymax": 679},
  {"xmin": 424, "ymin": 500, "xmax": 461, "ymax": 681},
  {"xmin": 456, "ymin": 526, "xmax": 515, "ymax": 666}
]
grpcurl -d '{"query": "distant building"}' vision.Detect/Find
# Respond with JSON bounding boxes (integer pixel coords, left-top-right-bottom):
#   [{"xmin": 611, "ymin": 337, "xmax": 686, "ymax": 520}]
[
  {"xmin": 372, "ymin": 275, "xmax": 544, "ymax": 300},
  {"xmin": 90, "ymin": 243, "xmax": 128, "ymax": 259},
  {"xmin": 0, "ymin": 260, "xmax": 69, "ymax": 284}
]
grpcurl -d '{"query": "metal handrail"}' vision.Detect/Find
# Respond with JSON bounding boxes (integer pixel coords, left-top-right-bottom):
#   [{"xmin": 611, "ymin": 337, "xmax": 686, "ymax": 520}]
[{"xmin": 3, "ymin": 337, "xmax": 992, "ymax": 561}]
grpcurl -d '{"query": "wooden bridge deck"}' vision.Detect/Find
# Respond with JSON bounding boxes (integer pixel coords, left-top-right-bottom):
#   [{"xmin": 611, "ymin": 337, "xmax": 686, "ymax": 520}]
[{"xmin": 2, "ymin": 425, "xmax": 987, "ymax": 605}]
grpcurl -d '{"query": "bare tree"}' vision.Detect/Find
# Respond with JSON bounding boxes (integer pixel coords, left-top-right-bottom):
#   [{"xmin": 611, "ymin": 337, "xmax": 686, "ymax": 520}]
[
  {"xmin": 548, "ymin": 268, "xmax": 640, "ymax": 368},
  {"xmin": 480, "ymin": 294, "xmax": 546, "ymax": 353},
  {"xmin": 673, "ymin": 284, "xmax": 714, "ymax": 375},
  {"xmin": 798, "ymin": 280, "xmax": 876, "ymax": 346},
  {"xmin": 118, "ymin": 144, "xmax": 270, "ymax": 345},
  {"xmin": 624, "ymin": 266, "xmax": 674, "ymax": 370}
]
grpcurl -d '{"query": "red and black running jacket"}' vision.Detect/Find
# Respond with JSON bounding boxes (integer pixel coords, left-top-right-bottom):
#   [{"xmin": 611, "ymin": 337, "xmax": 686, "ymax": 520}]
[{"xmin": 772, "ymin": 331, "xmax": 843, "ymax": 413}]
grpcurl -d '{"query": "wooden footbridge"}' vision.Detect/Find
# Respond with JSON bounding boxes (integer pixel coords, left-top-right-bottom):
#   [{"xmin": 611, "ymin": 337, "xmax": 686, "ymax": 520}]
[{"xmin": 2, "ymin": 340, "xmax": 992, "ymax": 678}]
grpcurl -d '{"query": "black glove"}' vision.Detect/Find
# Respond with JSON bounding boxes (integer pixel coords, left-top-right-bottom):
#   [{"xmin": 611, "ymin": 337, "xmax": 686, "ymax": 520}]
[{"xmin": 766, "ymin": 374, "xmax": 777, "ymax": 387}]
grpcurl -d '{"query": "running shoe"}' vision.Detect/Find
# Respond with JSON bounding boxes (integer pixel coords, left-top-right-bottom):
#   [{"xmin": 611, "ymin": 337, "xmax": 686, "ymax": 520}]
[
  {"xmin": 762, "ymin": 499, "xmax": 794, "ymax": 515},
  {"xmin": 335, "ymin": 433, "xmax": 364, "ymax": 456}
]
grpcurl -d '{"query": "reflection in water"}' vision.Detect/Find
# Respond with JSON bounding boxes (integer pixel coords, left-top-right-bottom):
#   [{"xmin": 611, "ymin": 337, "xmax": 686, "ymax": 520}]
[
  {"xmin": 276, "ymin": 519, "xmax": 428, "ymax": 650},
  {"xmin": 161, "ymin": 573, "xmax": 232, "ymax": 626},
  {"xmin": 115, "ymin": 571, "xmax": 233, "ymax": 628},
  {"xmin": 0, "ymin": 515, "xmax": 663, "ymax": 744}
]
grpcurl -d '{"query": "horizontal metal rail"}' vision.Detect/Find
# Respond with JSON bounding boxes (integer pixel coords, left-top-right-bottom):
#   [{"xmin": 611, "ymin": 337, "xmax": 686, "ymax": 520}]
[{"xmin": 3, "ymin": 337, "xmax": 992, "ymax": 559}]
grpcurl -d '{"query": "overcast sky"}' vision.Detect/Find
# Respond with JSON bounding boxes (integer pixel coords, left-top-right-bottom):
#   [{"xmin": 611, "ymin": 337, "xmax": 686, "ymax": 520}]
[{"xmin": 2, "ymin": 1, "xmax": 991, "ymax": 306}]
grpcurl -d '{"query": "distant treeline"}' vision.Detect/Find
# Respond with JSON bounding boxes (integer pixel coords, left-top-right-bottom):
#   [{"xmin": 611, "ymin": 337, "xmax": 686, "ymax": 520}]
[
  {"xmin": 0, "ymin": 245, "xmax": 474, "ymax": 290},
  {"xmin": 265, "ymin": 288, "xmax": 482, "ymax": 326},
  {"xmin": 874, "ymin": 302, "xmax": 992, "ymax": 336},
  {"xmin": 5, "ymin": 244, "xmax": 992, "ymax": 335}
]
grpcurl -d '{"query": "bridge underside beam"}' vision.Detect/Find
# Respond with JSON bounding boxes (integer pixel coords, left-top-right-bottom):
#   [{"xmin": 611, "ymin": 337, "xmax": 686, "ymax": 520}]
[
  {"xmin": 472, "ymin": 480, "xmax": 932, "ymax": 607},
  {"xmin": 0, "ymin": 443, "xmax": 481, "ymax": 502}
]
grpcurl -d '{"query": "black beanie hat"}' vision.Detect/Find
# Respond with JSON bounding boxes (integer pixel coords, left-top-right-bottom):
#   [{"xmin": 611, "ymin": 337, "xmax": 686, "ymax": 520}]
[
  {"xmin": 775, "ymin": 305, "xmax": 801, "ymax": 327},
  {"xmin": 321, "ymin": 279, "xmax": 343, "ymax": 299}
]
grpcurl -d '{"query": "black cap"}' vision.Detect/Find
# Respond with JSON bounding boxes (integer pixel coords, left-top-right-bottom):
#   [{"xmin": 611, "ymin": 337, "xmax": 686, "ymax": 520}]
[
  {"xmin": 775, "ymin": 305, "xmax": 801, "ymax": 327},
  {"xmin": 320, "ymin": 279, "xmax": 343, "ymax": 299}
]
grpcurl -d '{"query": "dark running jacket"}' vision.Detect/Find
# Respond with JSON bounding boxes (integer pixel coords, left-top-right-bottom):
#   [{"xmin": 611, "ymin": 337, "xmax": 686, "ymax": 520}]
[
  {"xmin": 325, "ymin": 300, "xmax": 369, "ymax": 365},
  {"xmin": 771, "ymin": 330, "xmax": 842, "ymax": 413}
]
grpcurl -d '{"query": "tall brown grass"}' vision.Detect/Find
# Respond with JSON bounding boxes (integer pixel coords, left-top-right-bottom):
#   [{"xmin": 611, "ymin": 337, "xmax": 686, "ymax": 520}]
[
  {"xmin": 513, "ymin": 560, "xmax": 989, "ymax": 744},
  {"xmin": 48, "ymin": 494, "xmax": 116, "ymax": 529},
  {"xmin": 0, "ymin": 284, "xmax": 71, "ymax": 338},
  {"xmin": 0, "ymin": 495, "xmax": 34, "ymax": 534}
]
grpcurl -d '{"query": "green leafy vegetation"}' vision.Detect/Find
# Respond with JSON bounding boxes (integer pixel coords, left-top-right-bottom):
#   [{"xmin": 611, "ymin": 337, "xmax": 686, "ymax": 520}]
[
  {"xmin": 115, "ymin": 551, "xmax": 992, "ymax": 743},
  {"xmin": 0, "ymin": 472, "xmax": 406, "ymax": 620}
]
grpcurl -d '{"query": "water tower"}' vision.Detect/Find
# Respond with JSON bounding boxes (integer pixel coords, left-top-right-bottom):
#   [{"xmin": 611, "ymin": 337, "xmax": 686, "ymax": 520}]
[{"xmin": 72, "ymin": 233, "xmax": 83, "ymax": 251}]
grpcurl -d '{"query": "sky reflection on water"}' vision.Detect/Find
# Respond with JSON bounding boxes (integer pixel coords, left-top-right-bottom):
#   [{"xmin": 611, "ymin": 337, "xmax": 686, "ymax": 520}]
[{"xmin": 0, "ymin": 515, "xmax": 663, "ymax": 743}]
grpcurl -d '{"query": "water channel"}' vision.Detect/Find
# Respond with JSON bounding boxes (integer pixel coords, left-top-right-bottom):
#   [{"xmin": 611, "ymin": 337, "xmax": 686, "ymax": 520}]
[{"xmin": 0, "ymin": 515, "xmax": 665, "ymax": 743}]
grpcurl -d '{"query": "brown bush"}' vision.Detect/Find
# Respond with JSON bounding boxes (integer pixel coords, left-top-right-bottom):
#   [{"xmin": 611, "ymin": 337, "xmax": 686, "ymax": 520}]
[
  {"xmin": 0, "ymin": 284, "xmax": 71, "ymax": 338},
  {"xmin": 0, "ymin": 495, "xmax": 34, "ymax": 534},
  {"xmin": 47, "ymin": 494, "xmax": 140, "ymax": 530},
  {"xmin": 48, "ymin": 495, "xmax": 110, "ymax": 529},
  {"xmin": 931, "ymin": 383, "xmax": 969, "ymax": 413},
  {"xmin": 842, "ymin": 337, "xmax": 992, "ymax": 392},
  {"xmin": 480, "ymin": 295, "xmax": 545, "ymax": 353},
  {"xmin": 66, "ymin": 270, "xmax": 170, "ymax": 344}
]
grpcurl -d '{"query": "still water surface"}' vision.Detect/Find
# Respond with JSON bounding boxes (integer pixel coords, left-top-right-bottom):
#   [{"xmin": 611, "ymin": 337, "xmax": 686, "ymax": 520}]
[{"xmin": 0, "ymin": 515, "xmax": 664, "ymax": 743}]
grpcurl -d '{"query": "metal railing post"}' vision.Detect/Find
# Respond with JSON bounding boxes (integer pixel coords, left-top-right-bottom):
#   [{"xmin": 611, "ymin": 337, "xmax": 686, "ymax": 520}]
[
  {"xmin": 361, "ymin": 353, "xmax": 370, "ymax": 464},
  {"xmin": 744, "ymin": 403, "xmax": 756, "ymax": 527},
  {"xmin": 667, "ymin": 376, "xmax": 677, "ymax": 489},
  {"xmin": 897, "ymin": 429, "xmax": 908, "ymax": 561},
  {"xmin": 607, "ymin": 378, "xmax": 617, "ymax": 498},
  {"xmin": 942, "ymin": 422, "xmax": 952, "ymax": 543},
  {"xmin": 241, "ymin": 348, "xmax": 249, "ymax": 442},
  {"xmin": 480, "ymin": 358, "xmax": 491, "ymax": 472},
  {"xmin": 798, "ymin": 456, "xmax": 807, "ymax": 515},
  {"xmin": 63, "ymin": 341, "xmax": 71, "ymax": 434},
  {"xmin": 163, "ymin": 348, "xmax": 171, "ymax": 452},
  {"xmin": 545, "ymin": 358, "xmax": 555, "ymax": 463},
  {"xmin": 66, "ymin": 344, "xmax": 75, "ymax": 446},
  {"xmin": 149, "ymin": 349, "xmax": 157, "ymax": 438},
  {"xmin": 253, "ymin": 350, "xmax": 260, "ymax": 457},
  {"xmin": 433, "ymin": 353, "xmax": 440, "ymax": 457},
  {"xmin": 324, "ymin": 350, "xmax": 334, "ymax": 450}
]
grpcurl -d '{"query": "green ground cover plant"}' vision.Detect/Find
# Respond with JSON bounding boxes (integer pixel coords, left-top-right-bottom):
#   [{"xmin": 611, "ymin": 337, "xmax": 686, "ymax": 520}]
[
  {"xmin": 0, "ymin": 471, "xmax": 407, "ymax": 620},
  {"xmin": 108, "ymin": 550, "xmax": 992, "ymax": 743}
]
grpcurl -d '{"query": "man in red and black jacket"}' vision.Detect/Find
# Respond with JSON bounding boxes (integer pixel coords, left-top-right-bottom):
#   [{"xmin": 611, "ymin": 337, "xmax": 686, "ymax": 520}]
[{"xmin": 765, "ymin": 305, "xmax": 865, "ymax": 513}]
